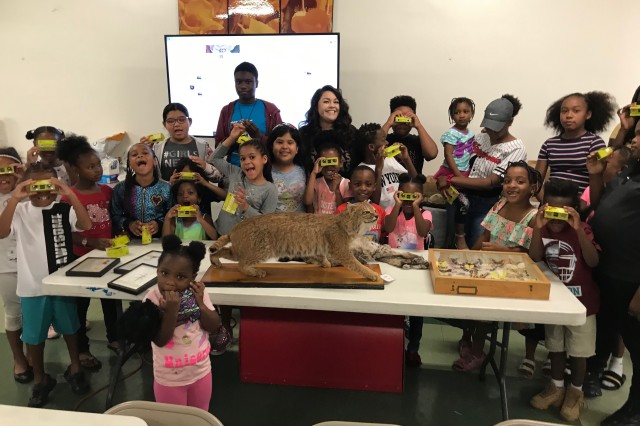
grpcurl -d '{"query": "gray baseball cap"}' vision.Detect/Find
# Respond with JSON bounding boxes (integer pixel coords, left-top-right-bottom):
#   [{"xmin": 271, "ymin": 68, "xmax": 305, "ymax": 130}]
[{"xmin": 480, "ymin": 98, "xmax": 514, "ymax": 132}]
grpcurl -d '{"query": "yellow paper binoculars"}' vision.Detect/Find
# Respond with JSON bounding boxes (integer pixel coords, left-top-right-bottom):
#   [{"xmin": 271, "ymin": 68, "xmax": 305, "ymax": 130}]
[
  {"xmin": 36, "ymin": 140, "xmax": 57, "ymax": 151},
  {"xmin": 594, "ymin": 147, "xmax": 613, "ymax": 160},
  {"xmin": 445, "ymin": 186, "xmax": 459, "ymax": 204},
  {"xmin": 320, "ymin": 157, "xmax": 339, "ymax": 167},
  {"xmin": 398, "ymin": 192, "xmax": 418, "ymax": 201},
  {"xmin": 178, "ymin": 206, "xmax": 197, "ymax": 217},
  {"xmin": 180, "ymin": 172, "xmax": 196, "ymax": 180},
  {"xmin": 147, "ymin": 133, "xmax": 165, "ymax": 143},
  {"xmin": 630, "ymin": 105, "xmax": 640, "ymax": 117},
  {"xmin": 0, "ymin": 166, "xmax": 15, "ymax": 175},
  {"xmin": 544, "ymin": 207, "xmax": 569, "ymax": 221},
  {"xmin": 111, "ymin": 235, "xmax": 130, "ymax": 247},
  {"xmin": 237, "ymin": 133, "xmax": 251, "ymax": 144},
  {"xmin": 384, "ymin": 145, "xmax": 401, "ymax": 158},
  {"xmin": 30, "ymin": 180, "xmax": 55, "ymax": 192},
  {"xmin": 394, "ymin": 116, "xmax": 412, "ymax": 123}
]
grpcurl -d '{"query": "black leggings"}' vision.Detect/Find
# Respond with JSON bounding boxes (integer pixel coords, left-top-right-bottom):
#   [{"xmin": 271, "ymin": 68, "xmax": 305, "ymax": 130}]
[{"xmin": 589, "ymin": 273, "xmax": 640, "ymax": 402}]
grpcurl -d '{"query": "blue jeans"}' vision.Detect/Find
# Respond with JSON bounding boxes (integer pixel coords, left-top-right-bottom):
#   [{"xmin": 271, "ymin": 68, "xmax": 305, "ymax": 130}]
[{"xmin": 465, "ymin": 194, "xmax": 499, "ymax": 248}]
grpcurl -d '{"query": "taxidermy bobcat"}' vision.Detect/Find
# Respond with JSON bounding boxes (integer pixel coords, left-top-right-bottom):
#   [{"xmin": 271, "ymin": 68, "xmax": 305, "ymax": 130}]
[{"xmin": 209, "ymin": 202, "xmax": 380, "ymax": 280}]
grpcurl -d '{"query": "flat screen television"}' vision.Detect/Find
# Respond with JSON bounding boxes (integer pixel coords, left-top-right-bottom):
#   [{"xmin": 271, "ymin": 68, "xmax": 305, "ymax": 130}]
[{"xmin": 164, "ymin": 33, "xmax": 340, "ymax": 138}]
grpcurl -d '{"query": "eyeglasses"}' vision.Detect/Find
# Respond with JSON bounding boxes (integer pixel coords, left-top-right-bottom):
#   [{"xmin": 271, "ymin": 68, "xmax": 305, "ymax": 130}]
[{"xmin": 165, "ymin": 116, "xmax": 189, "ymax": 125}]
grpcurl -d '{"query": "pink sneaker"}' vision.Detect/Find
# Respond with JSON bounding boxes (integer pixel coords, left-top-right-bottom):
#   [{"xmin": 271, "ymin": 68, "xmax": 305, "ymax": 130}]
[
  {"xmin": 452, "ymin": 352, "xmax": 486, "ymax": 372},
  {"xmin": 210, "ymin": 325, "xmax": 232, "ymax": 355}
]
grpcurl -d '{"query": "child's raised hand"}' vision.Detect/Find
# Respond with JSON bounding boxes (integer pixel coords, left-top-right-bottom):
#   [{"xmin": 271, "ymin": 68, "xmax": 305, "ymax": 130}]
[
  {"xmin": 398, "ymin": 143, "xmax": 410, "ymax": 161},
  {"xmin": 564, "ymin": 206, "xmax": 581, "ymax": 230},
  {"xmin": 241, "ymin": 120, "xmax": 261, "ymax": 139},
  {"xmin": 586, "ymin": 153, "xmax": 605, "ymax": 176},
  {"xmin": 169, "ymin": 170, "xmax": 181, "ymax": 186},
  {"xmin": 160, "ymin": 290, "xmax": 180, "ymax": 312},
  {"xmin": 193, "ymin": 204, "xmax": 204, "ymax": 221},
  {"xmin": 190, "ymin": 280, "xmax": 206, "ymax": 307},
  {"xmin": 234, "ymin": 187, "xmax": 249, "ymax": 212},
  {"xmin": 229, "ymin": 122, "xmax": 246, "ymax": 141},
  {"xmin": 92, "ymin": 238, "xmax": 113, "ymax": 250},
  {"xmin": 139, "ymin": 135, "xmax": 152, "ymax": 145},
  {"xmin": 618, "ymin": 104, "xmax": 636, "ymax": 131},
  {"xmin": 412, "ymin": 192, "xmax": 423, "ymax": 208},
  {"xmin": 193, "ymin": 172, "xmax": 207, "ymax": 185},
  {"xmin": 393, "ymin": 191, "xmax": 402, "ymax": 206},
  {"xmin": 166, "ymin": 205, "xmax": 179, "ymax": 219},
  {"xmin": 404, "ymin": 111, "xmax": 421, "ymax": 128},
  {"xmin": 50, "ymin": 177, "xmax": 72, "ymax": 197},
  {"xmin": 534, "ymin": 204, "xmax": 550, "ymax": 229},
  {"xmin": 26, "ymin": 146, "xmax": 40, "ymax": 165},
  {"xmin": 374, "ymin": 145, "xmax": 385, "ymax": 170},
  {"xmin": 12, "ymin": 179, "xmax": 34, "ymax": 200},
  {"xmin": 385, "ymin": 110, "xmax": 403, "ymax": 128},
  {"xmin": 312, "ymin": 157, "xmax": 324, "ymax": 175},
  {"xmin": 10, "ymin": 163, "xmax": 25, "ymax": 179},
  {"xmin": 187, "ymin": 155, "xmax": 207, "ymax": 170}
]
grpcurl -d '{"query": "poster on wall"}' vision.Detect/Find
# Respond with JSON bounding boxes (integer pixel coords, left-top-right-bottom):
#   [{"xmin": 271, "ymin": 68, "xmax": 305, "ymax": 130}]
[{"xmin": 178, "ymin": 0, "xmax": 333, "ymax": 34}]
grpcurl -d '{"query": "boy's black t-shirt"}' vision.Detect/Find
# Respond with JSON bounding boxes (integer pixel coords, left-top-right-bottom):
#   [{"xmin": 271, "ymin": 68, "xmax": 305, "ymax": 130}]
[
  {"xmin": 386, "ymin": 133, "xmax": 423, "ymax": 174},
  {"xmin": 591, "ymin": 161, "xmax": 640, "ymax": 282}
]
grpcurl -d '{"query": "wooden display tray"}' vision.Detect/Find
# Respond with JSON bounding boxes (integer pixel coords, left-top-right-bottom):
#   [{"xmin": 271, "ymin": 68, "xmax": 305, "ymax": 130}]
[
  {"xmin": 429, "ymin": 249, "xmax": 550, "ymax": 300},
  {"xmin": 202, "ymin": 263, "xmax": 385, "ymax": 289}
]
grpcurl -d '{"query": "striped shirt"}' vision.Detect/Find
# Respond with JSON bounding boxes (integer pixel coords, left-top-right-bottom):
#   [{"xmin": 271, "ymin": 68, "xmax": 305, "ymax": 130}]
[
  {"xmin": 538, "ymin": 132, "xmax": 605, "ymax": 193},
  {"xmin": 469, "ymin": 132, "xmax": 527, "ymax": 180}
]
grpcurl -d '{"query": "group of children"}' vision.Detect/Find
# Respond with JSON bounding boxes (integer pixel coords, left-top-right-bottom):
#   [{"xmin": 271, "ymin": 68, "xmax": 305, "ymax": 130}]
[{"xmin": 0, "ymin": 79, "xmax": 639, "ymax": 424}]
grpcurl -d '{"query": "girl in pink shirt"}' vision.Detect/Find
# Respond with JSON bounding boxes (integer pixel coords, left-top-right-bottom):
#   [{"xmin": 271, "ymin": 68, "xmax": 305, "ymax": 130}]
[
  {"xmin": 144, "ymin": 235, "xmax": 221, "ymax": 410},
  {"xmin": 384, "ymin": 173, "xmax": 432, "ymax": 366}
]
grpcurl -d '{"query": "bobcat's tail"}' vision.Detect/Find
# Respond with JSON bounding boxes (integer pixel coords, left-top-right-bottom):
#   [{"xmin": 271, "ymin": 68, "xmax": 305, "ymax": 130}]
[{"xmin": 209, "ymin": 235, "xmax": 230, "ymax": 254}]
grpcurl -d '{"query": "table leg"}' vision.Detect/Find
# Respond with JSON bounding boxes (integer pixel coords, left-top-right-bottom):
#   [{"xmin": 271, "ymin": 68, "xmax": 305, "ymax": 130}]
[
  {"xmin": 478, "ymin": 321, "xmax": 511, "ymax": 420},
  {"xmin": 105, "ymin": 343, "xmax": 136, "ymax": 410}
]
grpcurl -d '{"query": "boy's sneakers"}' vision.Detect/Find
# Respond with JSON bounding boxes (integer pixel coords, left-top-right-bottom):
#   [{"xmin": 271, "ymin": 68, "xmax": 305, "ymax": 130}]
[
  {"xmin": 405, "ymin": 351, "xmax": 422, "ymax": 368},
  {"xmin": 47, "ymin": 326, "xmax": 59, "ymax": 339},
  {"xmin": 64, "ymin": 366, "xmax": 90, "ymax": 395},
  {"xmin": 210, "ymin": 325, "xmax": 232, "ymax": 355},
  {"xmin": 530, "ymin": 381, "xmax": 565, "ymax": 410},
  {"xmin": 28, "ymin": 374, "xmax": 57, "ymax": 408},
  {"xmin": 560, "ymin": 386, "xmax": 584, "ymax": 422}
]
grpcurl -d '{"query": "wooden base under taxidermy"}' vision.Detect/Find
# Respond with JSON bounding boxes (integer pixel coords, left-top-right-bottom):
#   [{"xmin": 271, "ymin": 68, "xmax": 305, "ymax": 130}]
[{"xmin": 209, "ymin": 203, "xmax": 381, "ymax": 281}]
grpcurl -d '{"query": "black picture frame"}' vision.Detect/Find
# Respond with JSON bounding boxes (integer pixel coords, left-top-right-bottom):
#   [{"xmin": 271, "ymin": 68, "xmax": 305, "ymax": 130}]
[
  {"xmin": 108, "ymin": 264, "xmax": 158, "ymax": 295},
  {"xmin": 113, "ymin": 250, "xmax": 162, "ymax": 274},
  {"xmin": 65, "ymin": 257, "xmax": 120, "ymax": 277}
]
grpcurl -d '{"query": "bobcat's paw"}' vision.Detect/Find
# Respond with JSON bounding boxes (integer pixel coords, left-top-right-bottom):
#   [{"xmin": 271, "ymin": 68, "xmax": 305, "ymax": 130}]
[{"xmin": 210, "ymin": 256, "xmax": 222, "ymax": 268}]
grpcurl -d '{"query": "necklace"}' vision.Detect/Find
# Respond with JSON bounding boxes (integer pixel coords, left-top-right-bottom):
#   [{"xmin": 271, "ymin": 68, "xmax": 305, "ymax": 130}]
[{"xmin": 238, "ymin": 101, "xmax": 258, "ymax": 121}]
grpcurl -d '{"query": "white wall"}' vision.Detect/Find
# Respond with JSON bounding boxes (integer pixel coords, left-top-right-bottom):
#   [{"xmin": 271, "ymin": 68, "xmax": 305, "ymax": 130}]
[{"xmin": 1, "ymin": 0, "xmax": 637, "ymax": 174}]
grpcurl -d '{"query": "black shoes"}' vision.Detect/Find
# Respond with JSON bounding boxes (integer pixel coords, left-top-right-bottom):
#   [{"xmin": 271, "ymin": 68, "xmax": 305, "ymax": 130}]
[
  {"xmin": 28, "ymin": 374, "xmax": 57, "ymax": 408},
  {"xmin": 64, "ymin": 366, "xmax": 90, "ymax": 395},
  {"xmin": 14, "ymin": 366, "xmax": 34, "ymax": 384}
]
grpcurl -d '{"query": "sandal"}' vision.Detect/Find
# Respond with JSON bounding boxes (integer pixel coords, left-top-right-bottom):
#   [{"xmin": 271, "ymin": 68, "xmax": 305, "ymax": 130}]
[
  {"xmin": 14, "ymin": 366, "xmax": 34, "ymax": 384},
  {"xmin": 458, "ymin": 339, "xmax": 472, "ymax": 358},
  {"xmin": 601, "ymin": 370, "xmax": 627, "ymax": 390},
  {"xmin": 64, "ymin": 366, "xmax": 90, "ymax": 395},
  {"xmin": 79, "ymin": 352, "xmax": 102, "ymax": 371},
  {"xmin": 452, "ymin": 352, "xmax": 486, "ymax": 372},
  {"xmin": 517, "ymin": 359, "xmax": 535, "ymax": 378}
]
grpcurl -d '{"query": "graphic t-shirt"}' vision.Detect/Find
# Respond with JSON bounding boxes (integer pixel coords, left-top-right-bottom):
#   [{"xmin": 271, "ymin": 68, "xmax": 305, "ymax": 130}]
[
  {"xmin": 228, "ymin": 101, "xmax": 267, "ymax": 166},
  {"xmin": 272, "ymin": 165, "xmax": 306, "ymax": 212},
  {"xmin": 11, "ymin": 201, "xmax": 78, "ymax": 297},
  {"xmin": 385, "ymin": 207, "xmax": 433, "ymax": 250},
  {"xmin": 440, "ymin": 127, "xmax": 475, "ymax": 172},
  {"xmin": 360, "ymin": 158, "xmax": 408, "ymax": 210},
  {"xmin": 541, "ymin": 223, "xmax": 600, "ymax": 315},
  {"xmin": 62, "ymin": 185, "xmax": 113, "ymax": 256},
  {"xmin": 159, "ymin": 139, "xmax": 199, "ymax": 181},
  {"xmin": 336, "ymin": 202, "xmax": 386, "ymax": 242},
  {"xmin": 313, "ymin": 176, "xmax": 352, "ymax": 214},
  {"xmin": 145, "ymin": 286, "xmax": 214, "ymax": 386}
]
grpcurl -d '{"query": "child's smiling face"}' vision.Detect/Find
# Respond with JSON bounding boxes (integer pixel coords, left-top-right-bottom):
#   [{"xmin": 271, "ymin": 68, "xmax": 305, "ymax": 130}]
[
  {"xmin": 0, "ymin": 157, "xmax": 18, "ymax": 195},
  {"xmin": 239, "ymin": 145, "xmax": 267, "ymax": 181},
  {"xmin": 128, "ymin": 144, "xmax": 155, "ymax": 175},
  {"xmin": 176, "ymin": 181, "xmax": 199, "ymax": 206},
  {"xmin": 350, "ymin": 168, "xmax": 376, "ymax": 202}
]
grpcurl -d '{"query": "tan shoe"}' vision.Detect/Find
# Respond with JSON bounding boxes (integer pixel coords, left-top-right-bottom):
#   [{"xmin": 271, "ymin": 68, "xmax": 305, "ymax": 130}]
[
  {"xmin": 560, "ymin": 386, "xmax": 584, "ymax": 422},
  {"xmin": 530, "ymin": 381, "xmax": 565, "ymax": 410}
]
